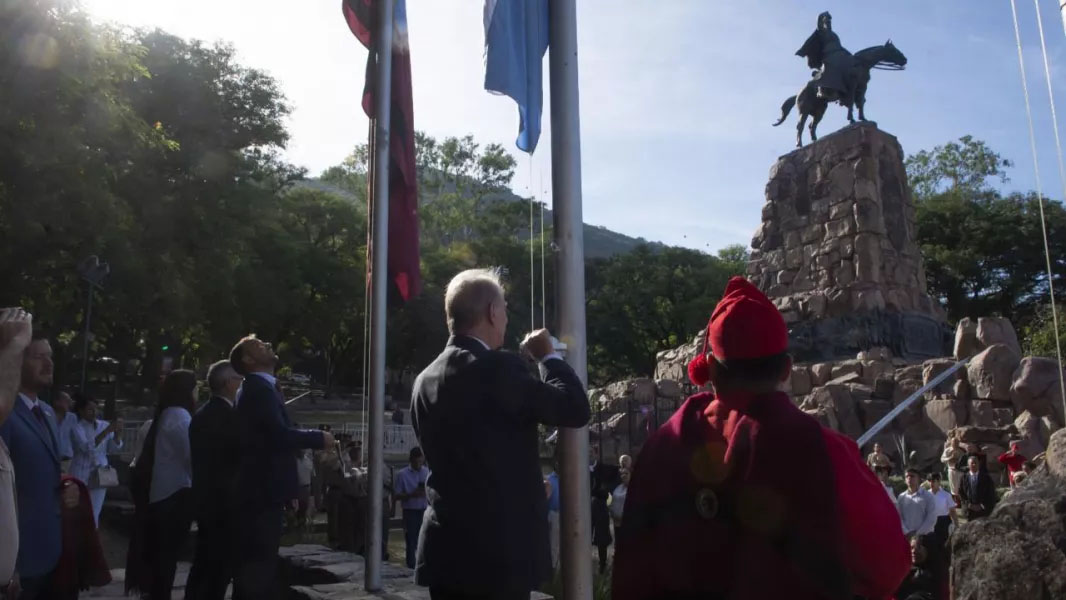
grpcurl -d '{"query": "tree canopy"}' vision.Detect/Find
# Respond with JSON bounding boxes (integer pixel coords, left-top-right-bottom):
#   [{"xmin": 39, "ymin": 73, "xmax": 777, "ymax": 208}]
[
  {"xmin": 906, "ymin": 136, "xmax": 1066, "ymax": 323},
  {"xmin": 2, "ymin": 0, "xmax": 748, "ymax": 399}
]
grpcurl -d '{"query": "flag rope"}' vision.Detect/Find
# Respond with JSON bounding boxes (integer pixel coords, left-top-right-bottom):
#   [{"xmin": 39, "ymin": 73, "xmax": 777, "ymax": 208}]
[
  {"xmin": 1010, "ymin": 0, "xmax": 1066, "ymax": 419},
  {"xmin": 360, "ymin": 118, "xmax": 375, "ymax": 467},
  {"xmin": 540, "ymin": 169, "xmax": 547, "ymax": 328},
  {"xmin": 529, "ymin": 154, "xmax": 536, "ymax": 332}
]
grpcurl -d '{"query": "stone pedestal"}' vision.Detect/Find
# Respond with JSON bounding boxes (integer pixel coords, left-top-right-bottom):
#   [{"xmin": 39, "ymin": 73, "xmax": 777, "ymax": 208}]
[{"xmin": 747, "ymin": 123, "xmax": 949, "ymax": 361}]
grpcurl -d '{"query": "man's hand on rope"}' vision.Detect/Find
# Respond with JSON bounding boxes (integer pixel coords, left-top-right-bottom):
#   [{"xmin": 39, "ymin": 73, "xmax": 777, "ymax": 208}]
[{"xmin": 520, "ymin": 329, "xmax": 554, "ymax": 362}]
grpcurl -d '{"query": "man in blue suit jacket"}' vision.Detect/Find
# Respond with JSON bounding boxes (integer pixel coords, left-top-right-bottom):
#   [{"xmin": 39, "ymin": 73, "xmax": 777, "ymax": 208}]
[
  {"xmin": 0, "ymin": 333, "xmax": 64, "ymax": 600},
  {"xmin": 228, "ymin": 336, "xmax": 332, "ymax": 600}
]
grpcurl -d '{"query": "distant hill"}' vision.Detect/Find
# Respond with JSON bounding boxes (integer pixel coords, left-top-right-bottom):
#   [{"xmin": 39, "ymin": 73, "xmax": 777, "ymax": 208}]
[{"xmin": 294, "ymin": 178, "xmax": 662, "ymax": 259}]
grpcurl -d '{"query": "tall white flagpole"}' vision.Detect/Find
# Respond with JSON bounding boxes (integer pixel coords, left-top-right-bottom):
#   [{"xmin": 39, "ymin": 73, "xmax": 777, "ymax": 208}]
[
  {"xmin": 366, "ymin": 0, "xmax": 393, "ymax": 591},
  {"xmin": 548, "ymin": 0, "xmax": 593, "ymax": 598}
]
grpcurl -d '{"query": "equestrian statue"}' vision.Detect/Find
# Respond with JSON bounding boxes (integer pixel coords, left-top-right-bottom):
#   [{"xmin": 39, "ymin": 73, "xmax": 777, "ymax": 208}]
[{"xmin": 773, "ymin": 11, "xmax": 907, "ymax": 147}]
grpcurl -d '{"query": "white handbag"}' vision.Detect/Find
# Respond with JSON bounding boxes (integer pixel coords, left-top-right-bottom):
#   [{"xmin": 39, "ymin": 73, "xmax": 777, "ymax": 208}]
[{"xmin": 89, "ymin": 465, "xmax": 119, "ymax": 488}]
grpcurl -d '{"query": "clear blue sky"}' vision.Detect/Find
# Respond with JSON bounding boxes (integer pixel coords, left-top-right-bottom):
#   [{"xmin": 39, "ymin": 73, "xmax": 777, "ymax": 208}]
[{"xmin": 84, "ymin": 0, "xmax": 1066, "ymax": 253}]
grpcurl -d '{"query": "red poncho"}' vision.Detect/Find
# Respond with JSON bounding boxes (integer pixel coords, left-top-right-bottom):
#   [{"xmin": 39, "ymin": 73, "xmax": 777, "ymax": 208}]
[
  {"xmin": 612, "ymin": 390, "xmax": 910, "ymax": 600},
  {"xmin": 48, "ymin": 476, "xmax": 111, "ymax": 598}
]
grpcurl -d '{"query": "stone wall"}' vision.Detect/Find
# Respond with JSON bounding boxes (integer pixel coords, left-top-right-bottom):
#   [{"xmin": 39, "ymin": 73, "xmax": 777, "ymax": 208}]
[
  {"xmin": 594, "ymin": 317, "xmax": 1064, "ymax": 474},
  {"xmin": 748, "ymin": 124, "xmax": 949, "ymax": 362},
  {"xmin": 951, "ymin": 429, "xmax": 1066, "ymax": 599}
]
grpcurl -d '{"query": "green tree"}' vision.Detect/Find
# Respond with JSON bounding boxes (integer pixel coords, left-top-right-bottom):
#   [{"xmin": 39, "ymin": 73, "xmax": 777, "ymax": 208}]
[
  {"xmin": 1022, "ymin": 304, "xmax": 1066, "ymax": 359},
  {"xmin": 907, "ymin": 137, "xmax": 1066, "ymax": 322},
  {"xmin": 585, "ymin": 245, "xmax": 746, "ymax": 384}
]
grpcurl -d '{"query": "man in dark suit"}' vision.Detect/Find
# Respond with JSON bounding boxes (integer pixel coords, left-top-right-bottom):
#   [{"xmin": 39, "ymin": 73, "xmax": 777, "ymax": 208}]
[
  {"xmin": 0, "ymin": 332, "xmax": 65, "ymax": 600},
  {"xmin": 958, "ymin": 454, "xmax": 997, "ymax": 520},
  {"xmin": 186, "ymin": 360, "xmax": 244, "ymax": 600},
  {"xmin": 411, "ymin": 268, "xmax": 590, "ymax": 600},
  {"xmin": 228, "ymin": 336, "xmax": 333, "ymax": 600}
]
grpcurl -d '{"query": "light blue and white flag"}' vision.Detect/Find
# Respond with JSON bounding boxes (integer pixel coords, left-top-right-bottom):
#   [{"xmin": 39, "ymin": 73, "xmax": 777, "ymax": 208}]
[{"xmin": 484, "ymin": 0, "xmax": 549, "ymax": 154}]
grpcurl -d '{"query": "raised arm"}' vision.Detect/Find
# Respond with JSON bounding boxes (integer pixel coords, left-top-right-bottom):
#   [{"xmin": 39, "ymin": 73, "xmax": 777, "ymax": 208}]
[
  {"xmin": 0, "ymin": 308, "xmax": 32, "ymax": 425},
  {"xmin": 498, "ymin": 329, "xmax": 590, "ymax": 427}
]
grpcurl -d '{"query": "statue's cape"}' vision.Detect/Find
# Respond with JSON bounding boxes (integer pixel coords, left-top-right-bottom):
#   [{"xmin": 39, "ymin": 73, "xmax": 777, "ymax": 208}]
[{"xmin": 796, "ymin": 30, "xmax": 822, "ymax": 70}]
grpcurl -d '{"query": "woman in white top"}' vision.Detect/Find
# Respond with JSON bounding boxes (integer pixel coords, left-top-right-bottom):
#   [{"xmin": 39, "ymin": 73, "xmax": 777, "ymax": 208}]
[
  {"xmin": 69, "ymin": 392, "xmax": 123, "ymax": 525},
  {"xmin": 125, "ymin": 369, "xmax": 197, "ymax": 600},
  {"xmin": 609, "ymin": 467, "xmax": 631, "ymax": 527}
]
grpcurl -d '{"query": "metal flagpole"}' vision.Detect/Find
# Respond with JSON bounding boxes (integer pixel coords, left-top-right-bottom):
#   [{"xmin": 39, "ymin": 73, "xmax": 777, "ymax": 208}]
[
  {"xmin": 365, "ymin": 0, "xmax": 393, "ymax": 591},
  {"xmin": 549, "ymin": 1, "xmax": 592, "ymax": 598}
]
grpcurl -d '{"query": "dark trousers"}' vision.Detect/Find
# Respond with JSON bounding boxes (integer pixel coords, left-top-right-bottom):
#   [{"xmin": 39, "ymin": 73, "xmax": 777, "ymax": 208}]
[
  {"xmin": 15, "ymin": 571, "xmax": 53, "ymax": 600},
  {"xmin": 186, "ymin": 511, "xmax": 233, "ymax": 600},
  {"xmin": 402, "ymin": 508, "xmax": 425, "ymax": 569},
  {"xmin": 147, "ymin": 488, "xmax": 194, "ymax": 600},
  {"xmin": 232, "ymin": 505, "xmax": 284, "ymax": 600},
  {"xmin": 932, "ymin": 515, "xmax": 951, "ymax": 546},
  {"xmin": 429, "ymin": 588, "xmax": 530, "ymax": 600}
]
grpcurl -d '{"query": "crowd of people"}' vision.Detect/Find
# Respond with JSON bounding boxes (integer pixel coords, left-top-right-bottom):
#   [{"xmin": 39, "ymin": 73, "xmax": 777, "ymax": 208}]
[
  {"xmin": 2, "ymin": 268, "xmax": 1035, "ymax": 600},
  {"xmin": 0, "ymin": 309, "xmax": 336, "ymax": 600}
]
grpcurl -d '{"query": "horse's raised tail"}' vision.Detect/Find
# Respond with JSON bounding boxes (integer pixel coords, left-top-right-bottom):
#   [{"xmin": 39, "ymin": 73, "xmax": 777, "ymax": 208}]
[{"xmin": 773, "ymin": 95, "xmax": 796, "ymax": 127}]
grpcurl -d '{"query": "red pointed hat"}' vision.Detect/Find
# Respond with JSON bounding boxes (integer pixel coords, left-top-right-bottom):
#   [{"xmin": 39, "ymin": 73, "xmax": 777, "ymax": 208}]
[{"xmin": 688, "ymin": 276, "xmax": 789, "ymax": 386}]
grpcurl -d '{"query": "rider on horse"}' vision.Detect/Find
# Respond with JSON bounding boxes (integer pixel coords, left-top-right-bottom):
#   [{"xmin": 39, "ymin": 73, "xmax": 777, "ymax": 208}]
[{"xmin": 796, "ymin": 11, "xmax": 854, "ymax": 102}]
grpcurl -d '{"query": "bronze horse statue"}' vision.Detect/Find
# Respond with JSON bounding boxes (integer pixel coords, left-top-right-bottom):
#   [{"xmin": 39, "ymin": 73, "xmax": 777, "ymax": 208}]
[{"xmin": 774, "ymin": 41, "xmax": 907, "ymax": 147}]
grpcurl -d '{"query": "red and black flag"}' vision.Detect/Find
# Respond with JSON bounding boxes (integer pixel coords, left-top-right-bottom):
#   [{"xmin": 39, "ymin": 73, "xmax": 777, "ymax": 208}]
[{"xmin": 342, "ymin": 0, "xmax": 420, "ymax": 302}]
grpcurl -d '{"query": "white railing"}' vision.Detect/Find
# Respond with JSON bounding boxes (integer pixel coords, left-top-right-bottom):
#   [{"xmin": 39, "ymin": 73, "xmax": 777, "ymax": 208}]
[{"xmin": 115, "ymin": 420, "xmax": 420, "ymax": 461}]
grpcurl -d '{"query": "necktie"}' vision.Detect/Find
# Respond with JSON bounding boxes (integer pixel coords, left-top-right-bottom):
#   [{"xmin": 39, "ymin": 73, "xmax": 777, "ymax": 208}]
[{"xmin": 31, "ymin": 404, "xmax": 48, "ymax": 427}]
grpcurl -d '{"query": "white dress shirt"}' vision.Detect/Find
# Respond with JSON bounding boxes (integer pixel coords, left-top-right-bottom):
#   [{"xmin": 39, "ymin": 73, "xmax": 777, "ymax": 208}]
[
  {"xmin": 69, "ymin": 419, "xmax": 122, "ymax": 485},
  {"xmin": 149, "ymin": 407, "xmax": 192, "ymax": 504},
  {"xmin": 897, "ymin": 487, "xmax": 938, "ymax": 536},
  {"xmin": 932, "ymin": 488, "xmax": 955, "ymax": 518}
]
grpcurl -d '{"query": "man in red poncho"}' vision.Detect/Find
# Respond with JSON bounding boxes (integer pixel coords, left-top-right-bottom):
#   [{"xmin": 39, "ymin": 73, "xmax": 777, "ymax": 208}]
[{"xmin": 612, "ymin": 277, "xmax": 910, "ymax": 600}]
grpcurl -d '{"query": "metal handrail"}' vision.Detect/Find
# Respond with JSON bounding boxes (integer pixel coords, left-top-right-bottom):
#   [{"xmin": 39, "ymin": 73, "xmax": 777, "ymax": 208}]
[{"xmin": 855, "ymin": 357, "xmax": 970, "ymax": 447}]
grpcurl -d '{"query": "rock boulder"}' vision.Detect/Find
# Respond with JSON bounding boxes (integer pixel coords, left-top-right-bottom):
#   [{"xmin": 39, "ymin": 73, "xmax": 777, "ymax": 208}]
[
  {"xmin": 951, "ymin": 468, "xmax": 1066, "ymax": 600},
  {"xmin": 953, "ymin": 317, "xmax": 980, "ymax": 360},
  {"xmin": 976, "ymin": 317, "xmax": 1022, "ymax": 357},
  {"xmin": 1010, "ymin": 357, "xmax": 1066, "ymax": 424},
  {"xmin": 967, "ymin": 344, "xmax": 1021, "ymax": 401}
]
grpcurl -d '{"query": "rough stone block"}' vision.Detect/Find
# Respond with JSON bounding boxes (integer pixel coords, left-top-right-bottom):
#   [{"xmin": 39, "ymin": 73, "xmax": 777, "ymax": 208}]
[
  {"xmin": 976, "ymin": 317, "xmax": 1022, "ymax": 357},
  {"xmin": 830, "ymin": 360, "xmax": 863, "ymax": 380},
  {"xmin": 828, "ymin": 161, "xmax": 855, "ymax": 198},
  {"xmin": 823, "ymin": 288, "xmax": 848, "ymax": 316},
  {"xmin": 853, "ymin": 199, "xmax": 884, "ymax": 234},
  {"xmin": 791, "ymin": 366, "xmax": 813, "ymax": 396},
  {"xmin": 967, "ymin": 344, "xmax": 1022, "ymax": 401},
  {"xmin": 827, "ymin": 372, "xmax": 863, "ymax": 386},
  {"xmin": 923, "ymin": 358, "xmax": 962, "ymax": 398},
  {"xmin": 805, "ymin": 292, "xmax": 828, "ymax": 319},
  {"xmin": 992, "ymin": 408, "xmax": 1015, "ymax": 428},
  {"xmin": 925, "ymin": 398, "xmax": 967, "ymax": 435},
  {"xmin": 853, "ymin": 233, "xmax": 882, "ymax": 283},
  {"xmin": 873, "ymin": 375, "xmax": 896, "ymax": 399},
  {"xmin": 892, "ymin": 379, "xmax": 925, "ymax": 426},
  {"xmin": 829, "ymin": 200, "xmax": 853, "ymax": 220},
  {"xmin": 811, "ymin": 362, "xmax": 833, "ymax": 386},
  {"xmin": 825, "ymin": 217, "xmax": 855, "ymax": 238},
  {"xmin": 969, "ymin": 400, "xmax": 995, "ymax": 427},
  {"xmin": 854, "ymin": 177, "xmax": 878, "ymax": 202},
  {"xmin": 833, "ymin": 260, "xmax": 855, "ymax": 286},
  {"xmin": 953, "ymin": 317, "xmax": 980, "ymax": 360},
  {"xmin": 861, "ymin": 360, "xmax": 894, "ymax": 385},
  {"xmin": 632, "ymin": 378, "xmax": 657, "ymax": 403},
  {"xmin": 1010, "ymin": 357, "xmax": 1066, "ymax": 423},
  {"xmin": 656, "ymin": 379, "xmax": 682, "ymax": 399},
  {"xmin": 851, "ymin": 289, "xmax": 885, "ymax": 311},
  {"xmin": 859, "ymin": 399, "xmax": 893, "ymax": 430}
]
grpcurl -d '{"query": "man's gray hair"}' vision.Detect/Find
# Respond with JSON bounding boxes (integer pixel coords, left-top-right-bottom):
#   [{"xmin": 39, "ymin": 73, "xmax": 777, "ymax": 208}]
[
  {"xmin": 445, "ymin": 268, "xmax": 504, "ymax": 334},
  {"xmin": 207, "ymin": 359, "xmax": 238, "ymax": 394}
]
